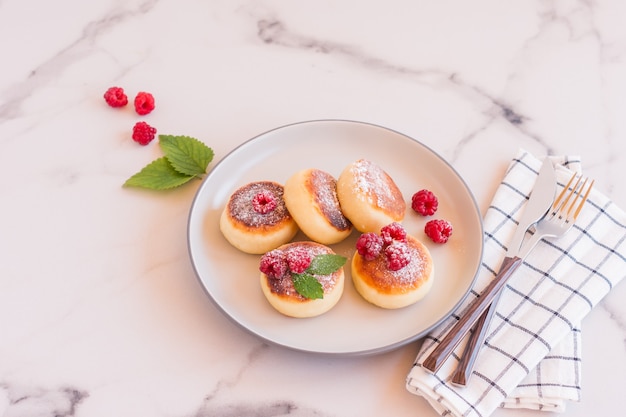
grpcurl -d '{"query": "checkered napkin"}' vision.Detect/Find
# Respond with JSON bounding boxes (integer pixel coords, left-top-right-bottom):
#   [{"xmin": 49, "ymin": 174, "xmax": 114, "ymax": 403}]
[{"xmin": 406, "ymin": 149, "xmax": 626, "ymax": 417}]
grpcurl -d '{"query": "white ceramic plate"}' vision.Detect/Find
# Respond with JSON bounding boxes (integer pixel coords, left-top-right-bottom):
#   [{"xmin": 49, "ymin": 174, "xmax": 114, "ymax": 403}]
[{"xmin": 188, "ymin": 120, "xmax": 483, "ymax": 355}]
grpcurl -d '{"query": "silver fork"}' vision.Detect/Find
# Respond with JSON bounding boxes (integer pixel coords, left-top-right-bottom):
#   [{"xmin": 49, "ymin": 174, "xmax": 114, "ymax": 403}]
[
  {"xmin": 422, "ymin": 172, "xmax": 594, "ymax": 375},
  {"xmin": 508, "ymin": 172, "xmax": 594, "ymax": 266}
]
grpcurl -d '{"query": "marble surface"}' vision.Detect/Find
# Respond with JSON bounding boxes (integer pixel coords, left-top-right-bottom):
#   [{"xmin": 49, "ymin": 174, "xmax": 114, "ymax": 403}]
[{"xmin": 1, "ymin": 0, "xmax": 625, "ymax": 416}]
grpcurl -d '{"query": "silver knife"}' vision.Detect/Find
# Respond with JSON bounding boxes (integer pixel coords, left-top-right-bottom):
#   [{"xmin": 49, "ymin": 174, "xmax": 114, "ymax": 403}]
[{"xmin": 423, "ymin": 158, "xmax": 557, "ymax": 376}]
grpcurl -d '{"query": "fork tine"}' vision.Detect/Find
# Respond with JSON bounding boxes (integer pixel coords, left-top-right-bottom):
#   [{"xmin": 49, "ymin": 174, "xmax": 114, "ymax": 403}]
[
  {"xmin": 564, "ymin": 176, "xmax": 584, "ymax": 219},
  {"xmin": 552, "ymin": 173, "xmax": 593, "ymax": 224},
  {"xmin": 551, "ymin": 172, "xmax": 577, "ymax": 220},
  {"xmin": 573, "ymin": 178, "xmax": 594, "ymax": 219}
]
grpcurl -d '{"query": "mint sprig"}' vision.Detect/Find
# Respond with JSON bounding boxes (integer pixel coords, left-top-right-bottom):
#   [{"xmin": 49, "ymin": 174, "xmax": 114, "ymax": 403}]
[
  {"xmin": 124, "ymin": 157, "xmax": 197, "ymax": 189},
  {"xmin": 124, "ymin": 135, "xmax": 214, "ymax": 190},
  {"xmin": 292, "ymin": 274, "xmax": 324, "ymax": 300},
  {"xmin": 292, "ymin": 254, "xmax": 346, "ymax": 300}
]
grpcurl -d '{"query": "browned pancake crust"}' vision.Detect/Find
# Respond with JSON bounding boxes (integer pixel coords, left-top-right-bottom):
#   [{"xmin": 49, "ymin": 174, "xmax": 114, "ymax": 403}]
[
  {"xmin": 305, "ymin": 169, "xmax": 351, "ymax": 232},
  {"xmin": 226, "ymin": 181, "xmax": 293, "ymax": 233},
  {"xmin": 352, "ymin": 235, "xmax": 432, "ymax": 295}
]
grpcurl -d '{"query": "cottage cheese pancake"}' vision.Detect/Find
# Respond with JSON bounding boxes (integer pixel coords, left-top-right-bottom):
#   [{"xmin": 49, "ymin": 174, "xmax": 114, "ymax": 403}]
[
  {"xmin": 351, "ymin": 224, "xmax": 434, "ymax": 309},
  {"xmin": 337, "ymin": 159, "xmax": 406, "ymax": 233},
  {"xmin": 284, "ymin": 168, "xmax": 352, "ymax": 244},
  {"xmin": 259, "ymin": 241, "xmax": 345, "ymax": 318},
  {"xmin": 220, "ymin": 181, "xmax": 298, "ymax": 254}
]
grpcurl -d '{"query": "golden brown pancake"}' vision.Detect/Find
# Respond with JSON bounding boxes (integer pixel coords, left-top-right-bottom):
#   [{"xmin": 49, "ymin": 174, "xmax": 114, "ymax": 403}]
[
  {"xmin": 219, "ymin": 181, "xmax": 298, "ymax": 254},
  {"xmin": 284, "ymin": 168, "xmax": 352, "ymax": 244},
  {"xmin": 260, "ymin": 241, "xmax": 345, "ymax": 318},
  {"xmin": 352, "ymin": 234, "xmax": 434, "ymax": 309},
  {"xmin": 336, "ymin": 159, "xmax": 406, "ymax": 233}
]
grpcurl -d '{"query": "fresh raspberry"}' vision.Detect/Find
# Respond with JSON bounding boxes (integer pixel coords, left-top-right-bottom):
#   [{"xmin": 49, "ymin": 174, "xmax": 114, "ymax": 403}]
[
  {"xmin": 259, "ymin": 250, "xmax": 288, "ymax": 279},
  {"xmin": 131, "ymin": 121, "xmax": 157, "ymax": 145},
  {"xmin": 356, "ymin": 232, "xmax": 384, "ymax": 261},
  {"xmin": 286, "ymin": 246, "xmax": 312, "ymax": 274},
  {"xmin": 252, "ymin": 190, "xmax": 277, "ymax": 214},
  {"xmin": 384, "ymin": 242, "xmax": 411, "ymax": 271},
  {"xmin": 134, "ymin": 91, "xmax": 155, "ymax": 115},
  {"xmin": 412, "ymin": 189, "xmax": 439, "ymax": 216},
  {"xmin": 425, "ymin": 219, "xmax": 453, "ymax": 244},
  {"xmin": 103, "ymin": 86, "xmax": 128, "ymax": 107},
  {"xmin": 380, "ymin": 222, "xmax": 407, "ymax": 245}
]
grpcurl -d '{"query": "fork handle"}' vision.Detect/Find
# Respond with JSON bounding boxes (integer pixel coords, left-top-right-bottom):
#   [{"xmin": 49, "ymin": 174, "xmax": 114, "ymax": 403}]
[
  {"xmin": 422, "ymin": 256, "xmax": 523, "ymax": 374},
  {"xmin": 450, "ymin": 292, "xmax": 501, "ymax": 386}
]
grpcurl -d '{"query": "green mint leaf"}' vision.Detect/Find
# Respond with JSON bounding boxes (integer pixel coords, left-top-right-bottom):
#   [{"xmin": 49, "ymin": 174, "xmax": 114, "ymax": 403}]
[
  {"xmin": 159, "ymin": 135, "xmax": 214, "ymax": 177},
  {"xmin": 292, "ymin": 273, "xmax": 324, "ymax": 300},
  {"xmin": 307, "ymin": 254, "xmax": 347, "ymax": 275},
  {"xmin": 123, "ymin": 157, "xmax": 195, "ymax": 190}
]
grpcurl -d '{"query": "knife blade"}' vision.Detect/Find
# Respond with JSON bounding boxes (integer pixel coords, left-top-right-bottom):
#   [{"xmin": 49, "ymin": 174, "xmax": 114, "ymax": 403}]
[
  {"xmin": 423, "ymin": 158, "xmax": 557, "ymax": 376},
  {"xmin": 503, "ymin": 158, "xmax": 558, "ymax": 263}
]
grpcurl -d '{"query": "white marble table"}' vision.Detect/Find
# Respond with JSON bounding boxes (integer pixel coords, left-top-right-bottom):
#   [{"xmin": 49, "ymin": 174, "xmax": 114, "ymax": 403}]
[{"xmin": 2, "ymin": 1, "xmax": 625, "ymax": 416}]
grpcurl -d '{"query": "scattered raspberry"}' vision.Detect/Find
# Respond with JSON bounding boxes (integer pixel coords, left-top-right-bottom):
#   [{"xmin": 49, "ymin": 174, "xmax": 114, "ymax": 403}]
[
  {"xmin": 131, "ymin": 121, "xmax": 157, "ymax": 145},
  {"xmin": 259, "ymin": 250, "xmax": 288, "ymax": 279},
  {"xmin": 286, "ymin": 246, "xmax": 312, "ymax": 274},
  {"xmin": 412, "ymin": 189, "xmax": 439, "ymax": 216},
  {"xmin": 103, "ymin": 86, "xmax": 128, "ymax": 107},
  {"xmin": 425, "ymin": 219, "xmax": 453, "ymax": 244},
  {"xmin": 356, "ymin": 232, "xmax": 384, "ymax": 261},
  {"xmin": 380, "ymin": 222, "xmax": 407, "ymax": 245},
  {"xmin": 252, "ymin": 190, "xmax": 277, "ymax": 214},
  {"xmin": 384, "ymin": 242, "xmax": 411, "ymax": 271},
  {"xmin": 134, "ymin": 91, "xmax": 155, "ymax": 115}
]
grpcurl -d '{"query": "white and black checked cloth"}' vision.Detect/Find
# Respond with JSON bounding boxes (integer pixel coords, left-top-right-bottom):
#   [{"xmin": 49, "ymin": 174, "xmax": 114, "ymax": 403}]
[{"xmin": 406, "ymin": 150, "xmax": 626, "ymax": 417}]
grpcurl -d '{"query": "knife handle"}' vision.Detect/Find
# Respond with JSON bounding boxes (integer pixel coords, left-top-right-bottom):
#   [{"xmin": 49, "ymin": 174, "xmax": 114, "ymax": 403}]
[{"xmin": 421, "ymin": 256, "xmax": 523, "ymax": 374}]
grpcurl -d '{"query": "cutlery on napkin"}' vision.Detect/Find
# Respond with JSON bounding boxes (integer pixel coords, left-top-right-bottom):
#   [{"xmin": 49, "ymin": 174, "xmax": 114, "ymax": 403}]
[
  {"xmin": 406, "ymin": 149, "xmax": 626, "ymax": 417},
  {"xmin": 423, "ymin": 157, "xmax": 559, "ymax": 381}
]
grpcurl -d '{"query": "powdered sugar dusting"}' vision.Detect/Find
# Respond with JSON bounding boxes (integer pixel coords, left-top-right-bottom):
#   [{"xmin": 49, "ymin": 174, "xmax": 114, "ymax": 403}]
[
  {"xmin": 228, "ymin": 182, "xmax": 291, "ymax": 227},
  {"xmin": 382, "ymin": 243, "xmax": 425, "ymax": 286},
  {"xmin": 360, "ymin": 237, "xmax": 428, "ymax": 291},
  {"xmin": 350, "ymin": 159, "xmax": 398, "ymax": 209}
]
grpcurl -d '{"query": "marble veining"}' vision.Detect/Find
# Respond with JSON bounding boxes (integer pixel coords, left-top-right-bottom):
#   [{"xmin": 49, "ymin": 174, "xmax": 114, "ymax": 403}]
[
  {"xmin": 0, "ymin": 382, "xmax": 333, "ymax": 417},
  {"xmin": 194, "ymin": 401, "xmax": 329, "ymax": 417},
  {"xmin": 255, "ymin": 14, "xmax": 551, "ymax": 161},
  {"xmin": 0, "ymin": 384, "xmax": 88, "ymax": 417},
  {"xmin": 1, "ymin": 0, "xmax": 626, "ymax": 416}
]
